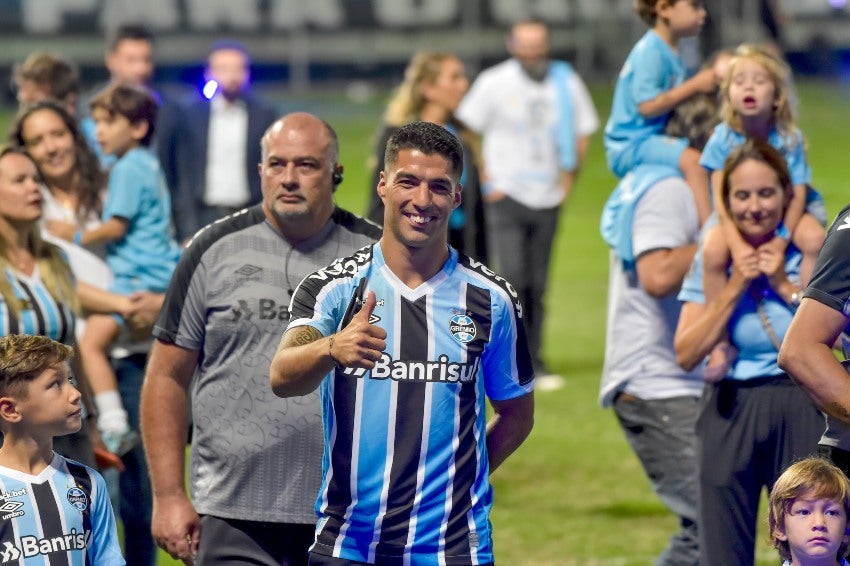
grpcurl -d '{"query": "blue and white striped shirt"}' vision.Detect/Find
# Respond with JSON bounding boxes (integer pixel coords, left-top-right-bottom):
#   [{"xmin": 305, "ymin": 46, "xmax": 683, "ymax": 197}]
[
  {"xmin": 288, "ymin": 243, "xmax": 533, "ymax": 565},
  {"xmin": 0, "ymin": 453, "xmax": 124, "ymax": 565}
]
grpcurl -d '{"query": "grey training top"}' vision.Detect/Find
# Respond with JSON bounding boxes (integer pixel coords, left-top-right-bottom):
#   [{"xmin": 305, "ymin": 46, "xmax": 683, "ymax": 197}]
[{"xmin": 153, "ymin": 205, "xmax": 381, "ymax": 523}]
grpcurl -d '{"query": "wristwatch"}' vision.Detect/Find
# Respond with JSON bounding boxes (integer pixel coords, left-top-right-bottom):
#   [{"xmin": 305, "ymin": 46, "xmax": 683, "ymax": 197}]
[{"xmin": 790, "ymin": 289, "xmax": 802, "ymax": 308}]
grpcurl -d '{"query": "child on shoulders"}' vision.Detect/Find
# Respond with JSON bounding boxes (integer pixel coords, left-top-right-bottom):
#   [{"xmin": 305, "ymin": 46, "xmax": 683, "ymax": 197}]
[{"xmin": 604, "ymin": 0, "xmax": 726, "ymax": 224}]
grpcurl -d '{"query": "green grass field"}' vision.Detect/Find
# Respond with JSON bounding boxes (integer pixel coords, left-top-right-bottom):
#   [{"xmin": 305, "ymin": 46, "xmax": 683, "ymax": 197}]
[{"xmin": 2, "ymin": 79, "xmax": 850, "ymax": 565}]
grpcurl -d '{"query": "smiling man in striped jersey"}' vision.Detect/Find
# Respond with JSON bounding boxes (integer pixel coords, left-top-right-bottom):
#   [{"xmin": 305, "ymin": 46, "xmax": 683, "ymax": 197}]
[{"xmin": 271, "ymin": 121, "xmax": 535, "ymax": 566}]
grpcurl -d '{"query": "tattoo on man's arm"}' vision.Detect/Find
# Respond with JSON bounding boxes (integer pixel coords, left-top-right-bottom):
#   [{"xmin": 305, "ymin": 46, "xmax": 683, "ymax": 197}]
[
  {"xmin": 280, "ymin": 326, "xmax": 323, "ymax": 351},
  {"xmin": 826, "ymin": 401, "xmax": 850, "ymax": 423}
]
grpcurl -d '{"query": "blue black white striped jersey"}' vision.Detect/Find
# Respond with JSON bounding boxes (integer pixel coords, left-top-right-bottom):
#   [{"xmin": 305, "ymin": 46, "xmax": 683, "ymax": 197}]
[
  {"xmin": 288, "ymin": 243, "xmax": 534, "ymax": 565},
  {"xmin": 0, "ymin": 268, "xmax": 75, "ymax": 345},
  {"xmin": 0, "ymin": 453, "xmax": 124, "ymax": 565}
]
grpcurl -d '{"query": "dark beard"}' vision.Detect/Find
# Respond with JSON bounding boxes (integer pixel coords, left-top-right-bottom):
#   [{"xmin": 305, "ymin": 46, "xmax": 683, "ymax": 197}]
[{"xmin": 521, "ymin": 61, "xmax": 549, "ymax": 82}]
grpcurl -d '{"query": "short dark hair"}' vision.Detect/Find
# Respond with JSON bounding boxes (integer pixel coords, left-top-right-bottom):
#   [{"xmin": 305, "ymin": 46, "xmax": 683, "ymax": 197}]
[
  {"xmin": 108, "ymin": 24, "xmax": 154, "ymax": 52},
  {"xmin": 384, "ymin": 121, "xmax": 463, "ymax": 178},
  {"xmin": 0, "ymin": 335, "xmax": 73, "ymax": 399},
  {"xmin": 90, "ymin": 84, "xmax": 158, "ymax": 146},
  {"xmin": 13, "ymin": 52, "xmax": 80, "ymax": 101}
]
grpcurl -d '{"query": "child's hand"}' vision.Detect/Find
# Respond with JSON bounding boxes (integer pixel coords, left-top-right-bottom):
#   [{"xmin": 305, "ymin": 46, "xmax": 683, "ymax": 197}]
[
  {"xmin": 704, "ymin": 342, "xmax": 737, "ymax": 383},
  {"xmin": 712, "ymin": 52, "xmax": 732, "ymax": 85},
  {"xmin": 692, "ymin": 68, "xmax": 719, "ymax": 94},
  {"xmin": 46, "ymin": 219, "xmax": 77, "ymax": 242}
]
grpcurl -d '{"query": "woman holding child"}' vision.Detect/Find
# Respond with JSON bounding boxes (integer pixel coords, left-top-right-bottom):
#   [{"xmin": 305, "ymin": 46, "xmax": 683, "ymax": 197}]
[{"xmin": 674, "ymin": 139, "xmax": 823, "ymax": 566}]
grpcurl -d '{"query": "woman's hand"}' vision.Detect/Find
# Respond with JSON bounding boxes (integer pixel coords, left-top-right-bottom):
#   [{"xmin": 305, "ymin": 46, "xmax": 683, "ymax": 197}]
[
  {"xmin": 729, "ymin": 246, "xmax": 762, "ymax": 288},
  {"xmin": 46, "ymin": 219, "xmax": 77, "ymax": 241},
  {"xmin": 757, "ymin": 243, "xmax": 788, "ymax": 290}
]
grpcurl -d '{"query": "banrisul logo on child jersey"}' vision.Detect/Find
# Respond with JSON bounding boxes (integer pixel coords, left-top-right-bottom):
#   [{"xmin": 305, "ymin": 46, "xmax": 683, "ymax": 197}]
[{"xmin": 0, "ymin": 529, "xmax": 90, "ymax": 562}]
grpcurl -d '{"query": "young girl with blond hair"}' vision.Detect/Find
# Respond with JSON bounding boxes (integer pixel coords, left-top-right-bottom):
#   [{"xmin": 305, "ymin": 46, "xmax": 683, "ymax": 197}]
[{"xmin": 701, "ymin": 44, "xmax": 826, "ymax": 311}]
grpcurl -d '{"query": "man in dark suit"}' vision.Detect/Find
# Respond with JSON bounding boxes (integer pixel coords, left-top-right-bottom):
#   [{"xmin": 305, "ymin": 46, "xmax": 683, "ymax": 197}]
[{"xmin": 174, "ymin": 40, "xmax": 278, "ymax": 241}]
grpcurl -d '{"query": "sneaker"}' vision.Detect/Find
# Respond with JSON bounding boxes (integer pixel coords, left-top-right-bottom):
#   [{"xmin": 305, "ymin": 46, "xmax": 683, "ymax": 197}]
[
  {"xmin": 101, "ymin": 428, "xmax": 140, "ymax": 457},
  {"xmin": 535, "ymin": 373, "xmax": 566, "ymax": 392}
]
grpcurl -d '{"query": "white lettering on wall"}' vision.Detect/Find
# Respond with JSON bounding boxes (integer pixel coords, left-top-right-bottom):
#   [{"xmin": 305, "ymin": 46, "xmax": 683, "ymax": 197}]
[
  {"xmin": 268, "ymin": 0, "xmax": 345, "ymax": 30},
  {"xmin": 99, "ymin": 0, "xmax": 180, "ymax": 31},
  {"xmin": 185, "ymin": 0, "xmax": 262, "ymax": 30},
  {"xmin": 374, "ymin": 0, "xmax": 457, "ymax": 26},
  {"xmin": 22, "ymin": 0, "xmax": 97, "ymax": 33}
]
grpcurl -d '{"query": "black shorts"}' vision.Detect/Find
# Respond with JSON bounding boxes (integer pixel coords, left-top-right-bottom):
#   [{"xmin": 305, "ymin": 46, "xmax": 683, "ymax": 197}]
[{"xmin": 197, "ymin": 515, "xmax": 315, "ymax": 566}]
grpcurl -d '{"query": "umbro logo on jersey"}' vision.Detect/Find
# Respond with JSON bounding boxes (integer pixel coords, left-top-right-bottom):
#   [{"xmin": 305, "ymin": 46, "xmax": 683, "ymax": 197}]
[
  {"xmin": 0, "ymin": 501, "xmax": 22, "ymax": 514},
  {"xmin": 838, "ymin": 214, "xmax": 850, "ymax": 230},
  {"xmin": 235, "ymin": 264, "xmax": 262, "ymax": 277},
  {"xmin": 0, "ymin": 501, "xmax": 24, "ymax": 520}
]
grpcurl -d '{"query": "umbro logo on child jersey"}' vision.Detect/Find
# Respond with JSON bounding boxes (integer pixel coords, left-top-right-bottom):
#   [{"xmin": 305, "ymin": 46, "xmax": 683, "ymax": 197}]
[{"xmin": 838, "ymin": 214, "xmax": 850, "ymax": 231}]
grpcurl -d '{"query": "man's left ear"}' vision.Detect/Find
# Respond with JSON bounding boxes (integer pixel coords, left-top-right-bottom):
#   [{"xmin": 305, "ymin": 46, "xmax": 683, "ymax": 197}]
[
  {"xmin": 453, "ymin": 184, "xmax": 463, "ymax": 209},
  {"xmin": 377, "ymin": 171, "xmax": 387, "ymax": 201}
]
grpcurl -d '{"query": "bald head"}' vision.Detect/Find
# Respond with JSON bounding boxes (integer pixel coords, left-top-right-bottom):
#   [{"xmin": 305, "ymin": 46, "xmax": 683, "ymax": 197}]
[{"xmin": 261, "ymin": 112, "xmax": 339, "ymax": 166}]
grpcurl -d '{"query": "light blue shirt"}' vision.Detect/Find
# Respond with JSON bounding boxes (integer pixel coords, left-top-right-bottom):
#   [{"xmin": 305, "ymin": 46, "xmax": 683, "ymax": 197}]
[
  {"xmin": 678, "ymin": 232, "xmax": 801, "ymax": 380},
  {"xmin": 604, "ymin": 30, "xmax": 686, "ymax": 175},
  {"xmin": 103, "ymin": 147, "xmax": 181, "ymax": 292},
  {"xmin": 700, "ymin": 123, "xmax": 811, "ymax": 185}
]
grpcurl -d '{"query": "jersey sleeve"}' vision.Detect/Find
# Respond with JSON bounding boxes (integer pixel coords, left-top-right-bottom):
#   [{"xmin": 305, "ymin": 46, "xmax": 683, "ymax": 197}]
[
  {"xmin": 153, "ymin": 247, "xmax": 208, "ymax": 349},
  {"xmin": 287, "ymin": 267, "xmax": 353, "ymax": 338},
  {"xmin": 699, "ymin": 129, "xmax": 730, "ymax": 173},
  {"xmin": 629, "ymin": 45, "xmax": 668, "ymax": 106},
  {"xmin": 805, "ymin": 205, "xmax": 850, "ymax": 315},
  {"xmin": 88, "ymin": 469, "xmax": 126, "ymax": 565},
  {"xmin": 482, "ymin": 291, "xmax": 534, "ymax": 401},
  {"xmin": 102, "ymin": 157, "xmax": 143, "ymax": 222}
]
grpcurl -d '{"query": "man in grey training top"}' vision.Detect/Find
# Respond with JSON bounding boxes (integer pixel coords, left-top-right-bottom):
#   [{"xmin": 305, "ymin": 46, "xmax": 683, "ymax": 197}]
[{"xmin": 140, "ymin": 112, "xmax": 381, "ymax": 565}]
